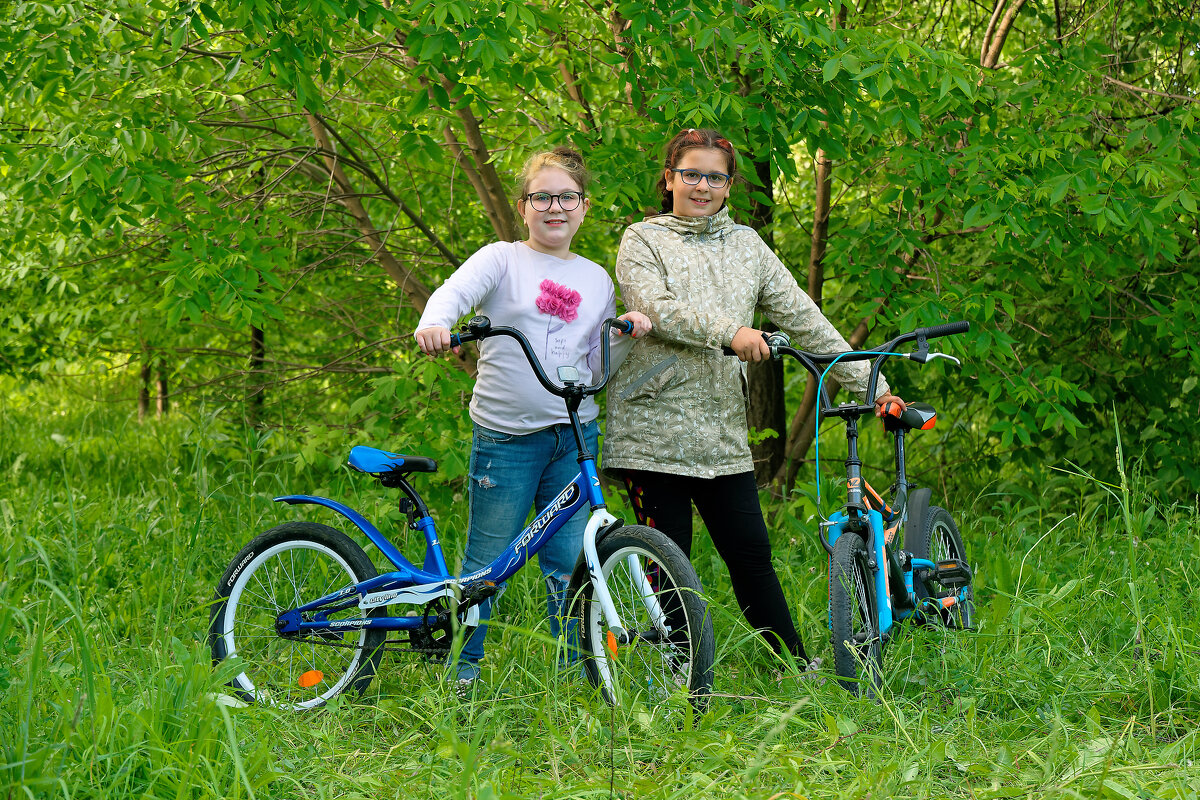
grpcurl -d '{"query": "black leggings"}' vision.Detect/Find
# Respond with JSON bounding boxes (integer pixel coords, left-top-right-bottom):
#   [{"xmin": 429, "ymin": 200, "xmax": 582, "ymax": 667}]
[{"xmin": 622, "ymin": 469, "xmax": 809, "ymax": 662}]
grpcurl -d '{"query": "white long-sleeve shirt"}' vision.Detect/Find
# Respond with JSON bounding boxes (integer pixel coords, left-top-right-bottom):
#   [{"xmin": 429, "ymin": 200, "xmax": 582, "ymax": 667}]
[{"xmin": 416, "ymin": 241, "xmax": 621, "ymax": 435}]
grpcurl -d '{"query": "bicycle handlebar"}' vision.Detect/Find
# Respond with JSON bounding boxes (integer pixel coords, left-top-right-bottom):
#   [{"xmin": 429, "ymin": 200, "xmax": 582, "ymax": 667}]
[
  {"xmin": 722, "ymin": 321, "xmax": 970, "ymax": 417},
  {"xmin": 449, "ymin": 315, "xmax": 632, "ymax": 400}
]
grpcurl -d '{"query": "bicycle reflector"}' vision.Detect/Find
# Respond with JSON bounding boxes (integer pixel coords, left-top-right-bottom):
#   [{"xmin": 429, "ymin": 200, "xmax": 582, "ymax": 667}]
[
  {"xmin": 606, "ymin": 631, "xmax": 619, "ymax": 660},
  {"xmin": 298, "ymin": 670, "xmax": 324, "ymax": 688}
]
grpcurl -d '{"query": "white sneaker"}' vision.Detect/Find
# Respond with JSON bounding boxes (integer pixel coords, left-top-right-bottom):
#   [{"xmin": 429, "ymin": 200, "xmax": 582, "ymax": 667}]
[{"xmin": 454, "ymin": 677, "xmax": 477, "ymax": 700}]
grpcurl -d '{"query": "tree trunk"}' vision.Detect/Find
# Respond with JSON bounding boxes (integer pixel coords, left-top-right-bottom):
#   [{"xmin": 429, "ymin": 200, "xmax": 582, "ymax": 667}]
[
  {"xmin": 807, "ymin": 147, "xmax": 833, "ymax": 305},
  {"xmin": 772, "ymin": 4, "xmax": 850, "ymax": 490},
  {"xmin": 771, "ymin": 146, "xmax": 836, "ymax": 487},
  {"xmin": 156, "ymin": 368, "xmax": 169, "ymax": 417},
  {"xmin": 248, "ymin": 324, "xmax": 265, "ymax": 427},
  {"xmin": 777, "ymin": 321, "xmax": 870, "ymax": 489},
  {"xmin": 138, "ymin": 353, "xmax": 151, "ymax": 422}
]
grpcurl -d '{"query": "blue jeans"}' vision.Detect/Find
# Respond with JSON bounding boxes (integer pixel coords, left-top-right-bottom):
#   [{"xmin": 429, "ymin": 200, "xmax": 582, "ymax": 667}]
[{"xmin": 453, "ymin": 420, "xmax": 599, "ymax": 680}]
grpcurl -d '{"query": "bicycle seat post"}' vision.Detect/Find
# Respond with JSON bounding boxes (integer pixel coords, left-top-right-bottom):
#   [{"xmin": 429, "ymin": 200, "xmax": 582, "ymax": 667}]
[
  {"xmin": 840, "ymin": 406, "xmax": 865, "ymax": 512},
  {"xmin": 890, "ymin": 427, "xmax": 911, "ymax": 520}
]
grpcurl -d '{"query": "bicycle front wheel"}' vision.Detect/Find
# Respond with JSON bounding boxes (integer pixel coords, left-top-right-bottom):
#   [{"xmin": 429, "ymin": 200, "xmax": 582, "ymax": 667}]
[
  {"xmin": 911, "ymin": 506, "xmax": 974, "ymax": 629},
  {"xmin": 829, "ymin": 532, "xmax": 883, "ymax": 697},
  {"xmin": 576, "ymin": 525, "xmax": 714, "ymax": 708},
  {"xmin": 209, "ymin": 521, "xmax": 386, "ymax": 710}
]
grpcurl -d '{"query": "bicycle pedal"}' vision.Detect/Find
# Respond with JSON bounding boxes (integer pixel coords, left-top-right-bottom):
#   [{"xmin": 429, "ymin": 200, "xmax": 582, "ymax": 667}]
[
  {"xmin": 930, "ymin": 558, "xmax": 971, "ymax": 588},
  {"xmin": 460, "ymin": 580, "xmax": 498, "ymax": 605}
]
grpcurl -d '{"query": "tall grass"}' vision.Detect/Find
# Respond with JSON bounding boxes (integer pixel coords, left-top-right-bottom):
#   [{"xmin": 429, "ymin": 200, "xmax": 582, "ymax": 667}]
[{"xmin": 2, "ymin": 381, "xmax": 1198, "ymax": 799}]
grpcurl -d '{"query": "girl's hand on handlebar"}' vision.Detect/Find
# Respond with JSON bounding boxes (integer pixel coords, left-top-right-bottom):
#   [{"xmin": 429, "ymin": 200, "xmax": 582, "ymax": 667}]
[
  {"xmin": 618, "ymin": 312, "xmax": 653, "ymax": 338},
  {"xmin": 730, "ymin": 326, "xmax": 771, "ymax": 362},
  {"xmin": 874, "ymin": 394, "xmax": 906, "ymax": 418},
  {"xmin": 415, "ymin": 326, "xmax": 459, "ymax": 357}
]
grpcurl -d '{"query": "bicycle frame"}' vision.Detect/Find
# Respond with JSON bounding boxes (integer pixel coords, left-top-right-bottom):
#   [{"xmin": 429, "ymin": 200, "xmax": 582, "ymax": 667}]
[
  {"xmin": 265, "ymin": 317, "xmax": 655, "ymax": 643},
  {"xmin": 271, "ymin": 463, "xmax": 635, "ymax": 638}
]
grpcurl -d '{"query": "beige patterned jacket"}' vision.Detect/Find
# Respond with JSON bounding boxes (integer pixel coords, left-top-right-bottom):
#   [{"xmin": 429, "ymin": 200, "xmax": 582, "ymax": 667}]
[{"xmin": 602, "ymin": 208, "xmax": 889, "ymax": 478}]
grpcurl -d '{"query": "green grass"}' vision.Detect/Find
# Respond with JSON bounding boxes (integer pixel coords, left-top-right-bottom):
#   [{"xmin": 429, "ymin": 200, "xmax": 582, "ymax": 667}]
[{"xmin": 2, "ymin": 383, "xmax": 1199, "ymax": 799}]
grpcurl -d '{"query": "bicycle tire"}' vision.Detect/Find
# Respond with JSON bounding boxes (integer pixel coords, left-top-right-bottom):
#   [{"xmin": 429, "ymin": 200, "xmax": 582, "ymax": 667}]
[
  {"xmin": 209, "ymin": 521, "xmax": 387, "ymax": 710},
  {"xmin": 829, "ymin": 532, "xmax": 883, "ymax": 697},
  {"xmin": 572, "ymin": 525, "xmax": 714, "ymax": 708},
  {"xmin": 910, "ymin": 506, "xmax": 974, "ymax": 629}
]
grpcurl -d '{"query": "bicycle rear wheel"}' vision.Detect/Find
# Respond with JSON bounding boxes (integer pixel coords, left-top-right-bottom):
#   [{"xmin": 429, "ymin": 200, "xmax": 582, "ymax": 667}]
[
  {"xmin": 209, "ymin": 521, "xmax": 386, "ymax": 709},
  {"xmin": 910, "ymin": 506, "xmax": 974, "ymax": 629},
  {"xmin": 829, "ymin": 532, "xmax": 882, "ymax": 697},
  {"xmin": 574, "ymin": 525, "xmax": 714, "ymax": 709}
]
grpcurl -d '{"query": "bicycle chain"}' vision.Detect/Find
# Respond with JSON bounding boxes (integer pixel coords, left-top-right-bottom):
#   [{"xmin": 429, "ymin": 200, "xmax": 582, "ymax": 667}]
[{"xmin": 283, "ymin": 597, "xmax": 469, "ymax": 657}]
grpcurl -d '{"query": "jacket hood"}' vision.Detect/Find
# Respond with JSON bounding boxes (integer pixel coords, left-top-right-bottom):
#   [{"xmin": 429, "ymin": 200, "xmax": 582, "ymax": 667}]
[{"xmin": 643, "ymin": 207, "xmax": 736, "ymax": 237}]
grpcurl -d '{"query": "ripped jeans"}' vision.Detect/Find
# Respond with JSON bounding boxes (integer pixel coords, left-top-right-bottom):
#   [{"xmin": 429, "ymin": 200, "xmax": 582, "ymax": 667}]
[{"xmin": 453, "ymin": 419, "xmax": 599, "ymax": 681}]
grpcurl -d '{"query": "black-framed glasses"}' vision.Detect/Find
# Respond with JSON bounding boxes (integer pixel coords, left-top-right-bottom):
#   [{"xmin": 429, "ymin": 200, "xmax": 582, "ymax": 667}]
[
  {"xmin": 525, "ymin": 191, "xmax": 584, "ymax": 212},
  {"xmin": 671, "ymin": 168, "xmax": 731, "ymax": 189}
]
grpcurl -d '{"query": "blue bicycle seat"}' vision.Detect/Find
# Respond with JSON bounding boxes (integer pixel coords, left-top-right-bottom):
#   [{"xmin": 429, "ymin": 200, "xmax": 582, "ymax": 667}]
[{"xmin": 347, "ymin": 446, "xmax": 438, "ymax": 476}]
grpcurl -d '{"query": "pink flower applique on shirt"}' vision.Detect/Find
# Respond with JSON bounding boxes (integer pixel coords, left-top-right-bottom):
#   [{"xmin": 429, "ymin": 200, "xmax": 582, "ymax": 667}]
[
  {"xmin": 535, "ymin": 279, "xmax": 582, "ymax": 360},
  {"xmin": 535, "ymin": 279, "xmax": 581, "ymax": 322}
]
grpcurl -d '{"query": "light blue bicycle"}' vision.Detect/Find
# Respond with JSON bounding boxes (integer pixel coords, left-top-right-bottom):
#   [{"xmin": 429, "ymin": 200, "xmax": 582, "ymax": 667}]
[
  {"xmin": 209, "ymin": 316, "xmax": 714, "ymax": 710},
  {"xmin": 761, "ymin": 321, "xmax": 975, "ymax": 696}
]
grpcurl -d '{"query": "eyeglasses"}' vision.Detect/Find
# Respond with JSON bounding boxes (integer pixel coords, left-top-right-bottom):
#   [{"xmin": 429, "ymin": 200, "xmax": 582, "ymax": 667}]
[
  {"xmin": 524, "ymin": 191, "xmax": 584, "ymax": 212},
  {"xmin": 670, "ymin": 168, "xmax": 731, "ymax": 189}
]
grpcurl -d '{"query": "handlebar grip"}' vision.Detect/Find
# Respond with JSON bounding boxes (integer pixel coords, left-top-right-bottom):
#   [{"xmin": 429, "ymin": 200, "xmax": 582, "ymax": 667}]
[
  {"xmin": 723, "ymin": 331, "xmax": 785, "ymax": 357},
  {"xmin": 449, "ymin": 315, "xmax": 492, "ymax": 348},
  {"xmin": 612, "ymin": 318, "xmax": 634, "ymax": 335},
  {"xmin": 917, "ymin": 320, "xmax": 969, "ymax": 340}
]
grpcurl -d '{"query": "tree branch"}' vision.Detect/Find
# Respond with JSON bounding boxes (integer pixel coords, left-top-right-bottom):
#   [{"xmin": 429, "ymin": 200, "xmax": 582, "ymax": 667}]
[
  {"xmin": 1102, "ymin": 75, "xmax": 1200, "ymax": 105},
  {"xmin": 981, "ymin": 0, "xmax": 1027, "ymax": 69},
  {"xmin": 305, "ymin": 112, "xmax": 433, "ymax": 312}
]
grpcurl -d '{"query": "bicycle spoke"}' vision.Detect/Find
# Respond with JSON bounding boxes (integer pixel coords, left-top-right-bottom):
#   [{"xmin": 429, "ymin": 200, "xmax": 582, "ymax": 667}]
[{"xmin": 238, "ymin": 582, "xmax": 278, "ymax": 611}]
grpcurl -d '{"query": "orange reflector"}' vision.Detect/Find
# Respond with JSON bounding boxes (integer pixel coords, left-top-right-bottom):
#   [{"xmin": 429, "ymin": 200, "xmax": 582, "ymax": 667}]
[
  {"xmin": 941, "ymin": 597, "xmax": 957, "ymax": 609},
  {"xmin": 605, "ymin": 630, "xmax": 619, "ymax": 660},
  {"xmin": 298, "ymin": 670, "xmax": 324, "ymax": 688}
]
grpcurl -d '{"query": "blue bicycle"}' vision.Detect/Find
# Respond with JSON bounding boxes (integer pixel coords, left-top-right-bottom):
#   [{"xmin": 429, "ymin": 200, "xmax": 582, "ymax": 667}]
[
  {"xmin": 763, "ymin": 321, "xmax": 974, "ymax": 696},
  {"xmin": 209, "ymin": 316, "xmax": 714, "ymax": 710}
]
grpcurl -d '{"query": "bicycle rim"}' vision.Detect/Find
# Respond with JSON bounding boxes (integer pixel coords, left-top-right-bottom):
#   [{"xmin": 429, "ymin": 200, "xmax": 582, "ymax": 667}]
[
  {"xmin": 220, "ymin": 540, "xmax": 376, "ymax": 709},
  {"xmin": 584, "ymin": 545, "xmax": 704, "ymax": 707}
]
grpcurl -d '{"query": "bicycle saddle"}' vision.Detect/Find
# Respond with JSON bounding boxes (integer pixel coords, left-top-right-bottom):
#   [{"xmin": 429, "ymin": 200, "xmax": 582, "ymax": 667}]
[
  {"xmin": 882, "ymin": 402, "xmax": 937, "ymax": 432},
  {"xmin": 347, "ymin": 445, "xmax": 438, "ymax": 475}
]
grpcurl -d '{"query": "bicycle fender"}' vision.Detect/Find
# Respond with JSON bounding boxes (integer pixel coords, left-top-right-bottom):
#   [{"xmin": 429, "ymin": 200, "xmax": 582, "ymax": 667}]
[{"xmin": 905, "ymin": 487, "xmax": 933, "ymax": 538}]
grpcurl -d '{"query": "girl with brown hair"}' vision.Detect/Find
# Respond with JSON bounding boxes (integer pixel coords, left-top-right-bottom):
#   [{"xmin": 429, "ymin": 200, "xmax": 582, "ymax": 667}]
[{"xmin": 603, "ymin": 129, "xmax": 904, "ymax": 669}]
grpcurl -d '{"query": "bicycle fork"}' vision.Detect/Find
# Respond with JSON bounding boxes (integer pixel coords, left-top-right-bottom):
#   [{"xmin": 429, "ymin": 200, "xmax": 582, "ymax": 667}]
[{"xmin": 581, "ymin": 510, "xmax": 670, "ymax": 644}]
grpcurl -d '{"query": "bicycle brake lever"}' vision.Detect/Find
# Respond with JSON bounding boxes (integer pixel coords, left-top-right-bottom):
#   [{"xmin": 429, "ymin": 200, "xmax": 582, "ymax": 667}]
[
  {"xmin": 920, "ymin": 352, "xmax": 962, "ymax": 369},
  {"xmin": 907, "ymin": 348, "xmax": 960, "ymax": 367}
]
